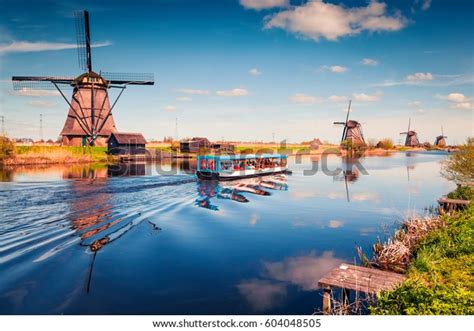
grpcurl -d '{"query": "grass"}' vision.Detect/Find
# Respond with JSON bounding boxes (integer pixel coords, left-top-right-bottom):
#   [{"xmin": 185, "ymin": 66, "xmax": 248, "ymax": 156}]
[
  {"xmin": 2, "ymin": 145, "xmax": 110, "ymax": 165},
  {"xmin": 371, "ymin": 199, "xmax": 474, "ymax": 315}
]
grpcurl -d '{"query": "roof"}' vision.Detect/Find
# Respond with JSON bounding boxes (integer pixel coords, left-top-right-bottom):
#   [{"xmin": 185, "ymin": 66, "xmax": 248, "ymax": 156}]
[
  {"xmin": 199, "ymin": 154, "xmax": 287, "ymax": 160},
  {"xmin": 108, "ymin": 132, "xmax": 147, "ymax": 144}
]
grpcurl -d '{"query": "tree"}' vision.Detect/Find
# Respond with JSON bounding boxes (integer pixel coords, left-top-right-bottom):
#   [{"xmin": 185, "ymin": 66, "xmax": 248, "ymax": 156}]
[{"xmin": 442, "ymin": 138, "xmax": 474, "ymax": 183}]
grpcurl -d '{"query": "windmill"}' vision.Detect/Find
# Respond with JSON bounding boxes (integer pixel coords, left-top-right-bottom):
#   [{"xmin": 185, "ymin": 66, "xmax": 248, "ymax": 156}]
[
  {"xmin": 434, "ymin": 126, "xmax": 447, "ymax": 147},
  {"xmin": 12, "ymin": 10, "xmax": 154, "ymax": 146},
  {"xmin": 334, "ymin": 100, "xmax": 366, "ymax": 147},
  {"xmin": 400, "ymin": 118, "xmax": 420, "ymax": 147}
]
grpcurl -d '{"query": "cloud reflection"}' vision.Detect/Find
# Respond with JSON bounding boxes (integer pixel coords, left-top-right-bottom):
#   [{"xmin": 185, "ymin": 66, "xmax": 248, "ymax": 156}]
[
  {"xmin": 237, "ymin": 279, "xmax": 287, "ymax": 312},
  {"xmin": 263, "ymin": 251, "xmax": 344, "ymax": 291}
]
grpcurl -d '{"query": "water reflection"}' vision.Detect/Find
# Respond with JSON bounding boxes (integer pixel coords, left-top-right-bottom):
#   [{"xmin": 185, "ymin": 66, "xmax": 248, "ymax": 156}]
[
  {"xmin": 195, "ymin": 175, "xmax": 289, "ymax": 211},
  {"xmin": 237, "ymin": 251, "xmax": 344, "ymax": 312},
  {"xmin": 0, "ymin": 152, "xmax": 455, "ymax": 314}
]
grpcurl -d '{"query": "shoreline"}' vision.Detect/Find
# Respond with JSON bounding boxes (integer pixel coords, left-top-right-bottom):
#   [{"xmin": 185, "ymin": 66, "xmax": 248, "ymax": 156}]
[{"xmin": 1, "ymin": 143, "xmax": 446, "ymax": 167}]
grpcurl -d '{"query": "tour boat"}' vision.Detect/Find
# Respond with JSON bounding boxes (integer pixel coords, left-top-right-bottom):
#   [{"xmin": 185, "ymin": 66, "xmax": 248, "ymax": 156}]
[{"xmin": 196, "ymin": 154, "xmax": 290, "ymax": 180}]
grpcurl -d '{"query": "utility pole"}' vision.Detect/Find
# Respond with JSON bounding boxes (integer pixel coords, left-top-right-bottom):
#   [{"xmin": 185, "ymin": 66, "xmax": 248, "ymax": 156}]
[
  {"xmin": 39, "ymin": 114, "xmax": 44, "ymax": 142},
  {"xmin": 175, "ymin": 117, "xmax": 179, "ymax": 142}
]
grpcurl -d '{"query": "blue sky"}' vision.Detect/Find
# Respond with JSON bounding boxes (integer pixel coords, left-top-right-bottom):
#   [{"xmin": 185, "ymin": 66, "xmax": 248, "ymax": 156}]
[{"xmin": 0, "ymin": 0, "xmax": 472, "ymax": 144}]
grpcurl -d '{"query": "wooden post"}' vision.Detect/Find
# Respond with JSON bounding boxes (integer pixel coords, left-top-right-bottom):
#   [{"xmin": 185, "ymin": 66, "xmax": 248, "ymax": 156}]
[
  {"xmin": 342, "ymin": 288, "xmax": 350, "ymax": 315},
  {"xmin": 322, "ymin": 287, "xmax": 331, "ymax": 314}
]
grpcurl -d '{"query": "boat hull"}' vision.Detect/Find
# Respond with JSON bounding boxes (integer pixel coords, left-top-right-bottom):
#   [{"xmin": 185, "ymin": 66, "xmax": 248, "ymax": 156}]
[{"xmin": 197, "ymin": 169, "xmax": 291, "ymax": 181}]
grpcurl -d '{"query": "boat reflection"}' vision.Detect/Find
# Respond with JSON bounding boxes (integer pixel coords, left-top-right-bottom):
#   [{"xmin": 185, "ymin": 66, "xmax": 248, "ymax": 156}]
[{"xmin": 195, "ymin": 174, "xmax": 288, "ymax": 211}]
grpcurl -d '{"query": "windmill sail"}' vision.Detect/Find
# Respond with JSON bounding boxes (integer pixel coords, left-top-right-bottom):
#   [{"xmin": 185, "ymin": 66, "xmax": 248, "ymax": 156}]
[{"xmin": 11, "ymin": 10, "xmax": 155, "ymax": 146}]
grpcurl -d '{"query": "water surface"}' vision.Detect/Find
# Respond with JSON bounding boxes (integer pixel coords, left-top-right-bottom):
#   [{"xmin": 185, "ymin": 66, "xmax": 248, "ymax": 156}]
[{"xmin": 0, "ymin": 152, "xmax": 454, "ymax": 314}]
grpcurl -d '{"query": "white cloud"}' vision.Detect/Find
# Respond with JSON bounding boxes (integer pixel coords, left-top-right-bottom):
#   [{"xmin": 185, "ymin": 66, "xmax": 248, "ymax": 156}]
[
  {"xmin": 176, "ymin": 88, "xmax": 210, "ymax": 95},
  {"xmin": 328, "ymin": 220, "xmax": 344, "ymax": 228},
  {"xmin": 444, "ymin": 93, "xmax": 466, "ymax": 103},
  {"xmin": 264, "ymin": 0, "xmax": 407, "ymax": 41},
  {"xmin": 361, "ymin": 58, "xmax": 379, "ymax": 66},
  {"xmin": 28, "ymin": 100, "xmax": 56, "ymax": 108},
  {"xmin": 289, "ymin": 93, "xmax": 319, "ymax": 104},
  {"xmin": 406, "ymin": 72, "xmax": 434, "ymax": 81},
  {"xmin": 408, "ymin": 101, "xmax": 422, "ymax": 107},
  {"xmin": 453, "ymin": 102, "xmax": 473, "ymax": 110},
  {"xmin": 328, "ymin": 95, "xmax": 347, "ymax": 102},
  {"xmin": 0, "ymin": 41, "xmax": 111, "ymax": 54},
  {"xmin": 353, "ymin": 92, "xmax": 381, "ymax": 102},
  {"xmin": 374, "ymin": 73, "xmax": 474, "ymax": 88},
  {"xmin": 249, "ymin": 68, "xmax": 262, "ymax": 76},
  {"xmin": 240, "ymin": 0, "xmax": 288, "ymax": 10},
  {"xmin": 216, "ymin": 88, "xmax": 249, "ymax": 97},
  {"xmin": 322, "ymin": 65, "xmax": 348, "ymax": 73},
  {"xmin": 14, "ymin": 88, "xmax": 60, "ymax": 97},
  {"xmin": 164, "ymin": 105, "xmax": 177, "ymax": 112},
  {"xmin": 439, "ymin": 93, "xmax": 473, "ymax": 110},
  {"xmin": 421, "ymin": 0, "xmax": 432, "ymax": 11},
  {"xmin": 176, "ymin": 96, "xmax": 192, "ymax": 102},
  {"xmin": 409, "ymin": 101, "xmax": 425, "ymax": 113}
]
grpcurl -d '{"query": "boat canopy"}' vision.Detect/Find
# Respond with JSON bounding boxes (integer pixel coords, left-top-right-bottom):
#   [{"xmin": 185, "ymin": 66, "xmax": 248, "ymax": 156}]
[{"xmin": 197, "ymin": 154, "xmax": 288, "ymax": 173}]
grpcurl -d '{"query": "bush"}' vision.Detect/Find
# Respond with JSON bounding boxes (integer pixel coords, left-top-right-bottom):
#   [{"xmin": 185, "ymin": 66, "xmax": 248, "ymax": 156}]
[
  {"xmin": 0, "ymin": 136, "xmax": 15, "ymax": 161},
  {"xmin": 377, "ymin": 138, "xmax": 394, "ymax": 150},
  {"xmin": 447, "ymin": 185, "xmax": 474, "ymax": 200},
  {"xmin": 442, "ymin": 138, "xmax": 474, "ymax": 183}
]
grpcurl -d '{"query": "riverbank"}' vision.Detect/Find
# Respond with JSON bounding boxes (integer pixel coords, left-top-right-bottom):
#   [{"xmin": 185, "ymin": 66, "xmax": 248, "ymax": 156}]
[
  {"xmin": 1, "ymin": 145, "xmax": 111, "ymax": 166},
  {"xmin": 371, "ymin": 186, "xmax": 473, "ymax": 315}
]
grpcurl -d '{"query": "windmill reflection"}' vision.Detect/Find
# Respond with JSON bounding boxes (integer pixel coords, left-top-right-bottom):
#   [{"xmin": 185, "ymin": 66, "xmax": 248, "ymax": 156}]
[
  {"xmin": 333, "ymin": 157, "xmax": 361, "ymax": 202},
  {"xmin": 195, "ymin": 174, "xmax": 288, "ymax": 211}
]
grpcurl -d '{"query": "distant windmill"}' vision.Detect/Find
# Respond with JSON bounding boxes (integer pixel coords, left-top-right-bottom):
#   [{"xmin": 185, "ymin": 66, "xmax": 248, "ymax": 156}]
[
  {"xmin": 400, "ymin": 118, "xmax": 420, "ymax": 147},
  {"xmin": 334, "ymin": 100, "xmax": 366, "ymax": 146},
  {"xmin": 12, "ymin": 10, "xmax": 154, "ymax": 146},
  {"xmin": 434, "ymin": 126, "xmax": 447, "ymax": 147}
]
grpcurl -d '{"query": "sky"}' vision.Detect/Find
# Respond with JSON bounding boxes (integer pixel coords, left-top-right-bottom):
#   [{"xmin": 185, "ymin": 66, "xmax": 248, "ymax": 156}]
[{"xmin": 0, "ymin": 0, "xmax": 473, "ymax": 144}]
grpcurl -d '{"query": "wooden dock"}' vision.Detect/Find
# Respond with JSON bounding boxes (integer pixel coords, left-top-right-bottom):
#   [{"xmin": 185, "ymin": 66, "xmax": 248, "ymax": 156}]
[
  {"xmin": 318, "ymin": 263, "xmax": 406, "ymax": 314},
  {"xmin": 438, "ymin": 197, "xmax": 470, "ymax": 212}
]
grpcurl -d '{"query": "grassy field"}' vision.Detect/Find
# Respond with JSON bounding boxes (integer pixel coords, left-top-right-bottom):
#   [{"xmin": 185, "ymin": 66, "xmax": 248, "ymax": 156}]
[
  {"xmin": 372, "ymin": 187, "xmax": 474, "ymax": 315},
  {"xmin": 2, "ymin": 145, "xmax": 110, "ymax": 165}
]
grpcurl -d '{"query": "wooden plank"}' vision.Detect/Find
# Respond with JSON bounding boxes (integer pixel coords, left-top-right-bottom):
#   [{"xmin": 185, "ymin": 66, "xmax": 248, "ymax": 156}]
[
  {"xmin": 438, "ymin": 197, "xmax": 470, "ymax": 205},
  {"xmin": 318, "ymin": 263, "xmax": 405, "ymax": 294}
]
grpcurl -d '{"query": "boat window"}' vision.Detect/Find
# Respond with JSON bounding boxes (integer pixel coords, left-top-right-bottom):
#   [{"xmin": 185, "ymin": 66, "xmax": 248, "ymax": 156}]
[
  {"xmin": 281, "ymin": 158, "xmax": 287, "ymax": 167},
  {"xmin": 200, "ymin": 158, "xmax": 207, "ymax": 170},
  {"xmin": 220, "ymin": 161, "xmax": 232, "ymax": 171}
]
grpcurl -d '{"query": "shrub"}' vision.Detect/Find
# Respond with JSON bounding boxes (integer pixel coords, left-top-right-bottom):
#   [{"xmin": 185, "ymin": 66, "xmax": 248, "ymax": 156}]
[
  {"xmin": 447, "ymin": 185, "xmax": 474, "ymax": 200},
  {"xmin": 0, "ymin": 136, "xmax": 15, "ymax": 161},
  {"xmin": 377, "ymin": 138, "xmax": 394, "ymax": 150},
  {"xmin": 442, "ymin": 137, "xmax": 474, "ymax": 183}
]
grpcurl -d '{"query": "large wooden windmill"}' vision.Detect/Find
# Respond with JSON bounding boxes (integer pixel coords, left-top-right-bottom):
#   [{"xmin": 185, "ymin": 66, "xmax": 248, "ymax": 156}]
[
  {"xmin": 334, "ymin": 100, "xmax": 366, "ymax": 147},
  {"xmin": 434, "ymin": 126, "xmax": 447, "ymax": 147},
  {"xmin": 12, "ymin": 10, "xmax": 154, "ymax": 146},
  {"xmin": 400, "ymin": 118, "xmax": 420, "ymax": 147}
]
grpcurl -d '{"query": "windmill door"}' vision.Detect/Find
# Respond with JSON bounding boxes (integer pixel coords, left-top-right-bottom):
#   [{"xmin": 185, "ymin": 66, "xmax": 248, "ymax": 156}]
[{"xmin": 81, "ymin": 136, "xmax": 87, "ymax": 147}]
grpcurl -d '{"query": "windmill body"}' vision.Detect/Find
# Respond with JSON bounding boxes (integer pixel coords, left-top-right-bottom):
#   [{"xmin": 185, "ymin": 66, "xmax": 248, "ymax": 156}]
[
  {"xmin": 12, "ymin": 11, "xmax": 154, "ymax": 146},
  {"xmin": 334, "ymin": 101, "xmax": 366, "ymax": 146},
  {"xmin": 434, "ymin": 127, "xmax": 447, "ymax": 147},
  {"xmin": 60, "ymin": 72, "xmax": 117, "ymax": 146},
  {"xmin": 400, "ymin": 119, "xmax": 420, "ymax": 147}
]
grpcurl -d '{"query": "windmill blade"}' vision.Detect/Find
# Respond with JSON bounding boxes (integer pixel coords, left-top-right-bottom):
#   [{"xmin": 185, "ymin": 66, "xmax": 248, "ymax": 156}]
[
  {"xmin": 407, "ymin": 118, "xmax": 411, "ymax": 132},
  {"xmin": 101, "ymin": 72, "xmax": 155, "ymax": 85},
  {"xmin": 341, "ymin": 100, "xmax": 351, "ymax": 143},
  {"xmin": 12, "ymin": 76, "xmax": 75, "ymax": 90},
  {"xmin": 75, "ymin": 10, "xmax": 92, "ymax": 72}
]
